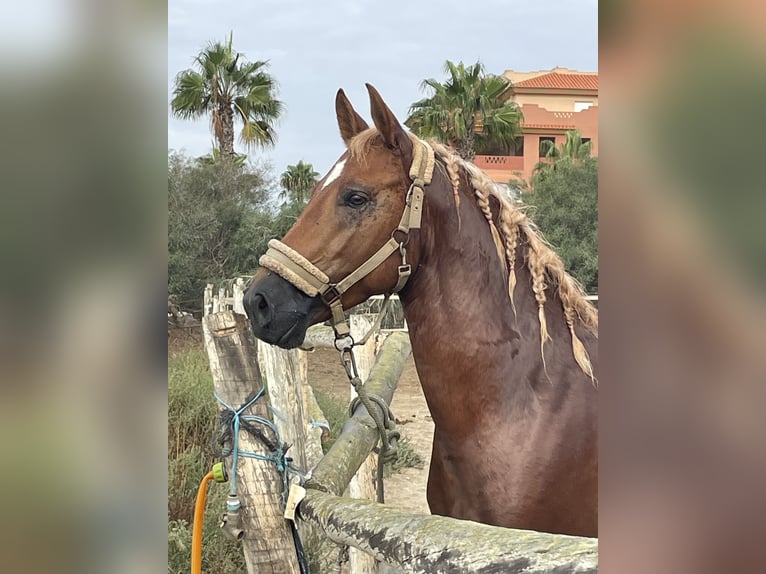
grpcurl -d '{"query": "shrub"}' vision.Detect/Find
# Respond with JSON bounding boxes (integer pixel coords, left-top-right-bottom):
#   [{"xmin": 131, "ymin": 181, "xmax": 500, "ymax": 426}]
[{"xmin": 524, "ymin": 157, "xmax": 598, "ymax": 293}]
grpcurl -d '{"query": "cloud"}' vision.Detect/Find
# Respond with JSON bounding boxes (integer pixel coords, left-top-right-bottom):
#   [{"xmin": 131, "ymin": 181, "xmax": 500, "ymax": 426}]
[{"xmin": 168, "ymin": 0, "xmax": 597, "ymax": 176}]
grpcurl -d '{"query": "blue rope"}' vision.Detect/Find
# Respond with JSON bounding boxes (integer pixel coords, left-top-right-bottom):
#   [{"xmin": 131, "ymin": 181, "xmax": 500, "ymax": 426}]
[
  {"xmin": 309, "ymin": 418, "xmax": 331, "ymax": 432},
  {"xmin": 213, "ymin": 387, "xmax": 305, "ymax": 498},
  {"xmin": 268, "ymin": 404, "xmax": 287, "ymax": 422}
]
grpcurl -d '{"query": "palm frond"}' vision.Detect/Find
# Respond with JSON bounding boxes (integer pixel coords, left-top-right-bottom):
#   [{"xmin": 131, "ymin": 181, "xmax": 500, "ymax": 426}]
[
  {"xmin": 240, "ymin": 120, "xmax": 276, "ymax": 149},
  {"xmin": 170, "ymin": 71, "xmax": 208, "ymax": 118},
  {"xmin": 406, "ymin": 59, "xmax": 521, "ymax": 158}
]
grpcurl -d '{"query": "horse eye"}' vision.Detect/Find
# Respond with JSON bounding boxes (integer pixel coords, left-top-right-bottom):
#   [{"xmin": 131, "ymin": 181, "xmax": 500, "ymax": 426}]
[{"xmin": 344, "ymin": 191, "xmax": 369, "ymax": 208}]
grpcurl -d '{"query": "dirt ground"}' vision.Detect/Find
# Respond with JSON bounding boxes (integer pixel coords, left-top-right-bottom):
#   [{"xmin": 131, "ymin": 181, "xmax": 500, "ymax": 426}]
[{"xmin": 307, "ymin": 347, "xmax": 433, "ymax": 514}]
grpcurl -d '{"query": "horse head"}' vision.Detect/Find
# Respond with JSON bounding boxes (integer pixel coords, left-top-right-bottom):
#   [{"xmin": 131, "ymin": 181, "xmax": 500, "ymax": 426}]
[{"xmin": 244, "ymin": 85, "xmax": 429, "ymax": 348}]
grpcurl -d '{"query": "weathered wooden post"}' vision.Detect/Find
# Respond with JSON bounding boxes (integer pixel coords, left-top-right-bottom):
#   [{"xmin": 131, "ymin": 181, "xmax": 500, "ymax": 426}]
[
  {"xmin": 348, "ymin": 314, "xmax": 379, "ymax": 574},
  {"xmin": 256, "ymin": 342, "xmax": 311, "ymax": 472},
  {"xmin": 227, "ymin": 277, "xmax": 332, "ymax": 571},
  {"xmin": 204, "ymin": 283, "xmax": 214, "ymax": 316},
  {"xmin": 232, "ymin": 277, "xmax": 246, "ymax": 315},
  {"xmin": 301, "ymin": 325, "xmax": 337, "ymax": 350},
  {"xmin": 231, "ymin": 277, "xmax": 325, "ymax": 470},
  {"xmin": 202, "ymin": 309, "xmax": 301, "ymax": 574}
]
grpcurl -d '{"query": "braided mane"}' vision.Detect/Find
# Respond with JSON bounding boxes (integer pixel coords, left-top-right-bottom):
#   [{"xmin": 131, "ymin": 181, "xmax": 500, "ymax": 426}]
[{"xmin": 349, "ymin": 129, "xmax": 598, "ymax": 381}]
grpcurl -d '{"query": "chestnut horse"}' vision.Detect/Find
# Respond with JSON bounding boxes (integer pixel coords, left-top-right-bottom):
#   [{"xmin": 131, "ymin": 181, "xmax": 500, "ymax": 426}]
[{"xmin": 244, "ymin": 84, "xmax": 598, "ymax": 537}]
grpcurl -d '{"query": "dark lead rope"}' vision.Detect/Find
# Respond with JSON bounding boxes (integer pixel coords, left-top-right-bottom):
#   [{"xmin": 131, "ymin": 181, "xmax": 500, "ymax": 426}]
[{"xmin": 338, "ymin": 303, "xmax": 401, "ymax": 503}]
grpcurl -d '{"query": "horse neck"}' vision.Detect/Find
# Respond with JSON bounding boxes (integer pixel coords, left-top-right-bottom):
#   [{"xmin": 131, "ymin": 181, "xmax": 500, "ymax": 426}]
[
  {"xmin": 403, "ymin": 210, "xmax": 516, "ymax": 344},
  {"xmin": 398, "ymin": 176, "xmax": 539, "ymax": 430}
]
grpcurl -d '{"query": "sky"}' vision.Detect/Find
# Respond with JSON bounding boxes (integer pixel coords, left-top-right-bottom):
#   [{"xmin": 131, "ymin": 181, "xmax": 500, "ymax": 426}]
[{"xmin": 168, "ymin": 0, "xmax": 598, "ymax": 178}]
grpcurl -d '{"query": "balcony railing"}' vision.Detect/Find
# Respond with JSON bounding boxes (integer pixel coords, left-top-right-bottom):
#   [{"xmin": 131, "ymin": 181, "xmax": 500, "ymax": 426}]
[{"xmin": 473, "ymin": 155, "xmax": 524, "ymax": 171}]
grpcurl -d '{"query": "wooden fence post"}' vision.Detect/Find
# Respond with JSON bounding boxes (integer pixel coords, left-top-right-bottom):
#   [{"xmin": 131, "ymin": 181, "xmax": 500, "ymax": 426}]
[
  {"xmin": 202, "ymin": 310, "xmax": 301, "ymax": 574},
  {"xmin": 256, "ymin": 342, "xmax": 311, "ymax": 473},
  {"xmin": 349, "ymin": 315, "xmax": 379, "ymax": 574},
  {"xmin": 230, "ymin": 278, "xmax": 325, "ymax": 471},
  {"xmin": 233, "ymin": 277, "xmax": 246, "ymax": 315},
  {"xmin": 204, "ymin": 283, "xmax": 214, "ymax": 316},
  {"xmin": 225, "ymin": 279, "xmax": 333, "ymax": 571}
]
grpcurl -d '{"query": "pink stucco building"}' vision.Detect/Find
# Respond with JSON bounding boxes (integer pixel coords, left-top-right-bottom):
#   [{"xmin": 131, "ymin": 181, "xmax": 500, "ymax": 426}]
[{"xmin": 474, "ymin": 67, "xmax": 598, "ymax": 188}]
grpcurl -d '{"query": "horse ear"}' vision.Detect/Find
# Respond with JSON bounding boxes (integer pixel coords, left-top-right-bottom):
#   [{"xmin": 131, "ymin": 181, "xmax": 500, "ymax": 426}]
[
  {"xmin": 336, "ymin": 89, "xmax": 369, "ymax": 146},
  {"xmin": 366, "ymin": 83, "xmax": 413, "ymax": 158}
]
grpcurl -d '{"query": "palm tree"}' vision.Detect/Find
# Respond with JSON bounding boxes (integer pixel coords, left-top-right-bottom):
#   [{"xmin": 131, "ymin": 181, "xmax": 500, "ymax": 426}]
[
  {"xmin": 535, "ymin": 130, "xmax": 592, "ymax": 174},
  {"xmin": 171, "ymin": 33, "xmax": 284, "ymax": 160},
  {"xmin": 559, "ymin": 130, "xmax": 592, "ymax": 161},
  {"xmin": 405, "ymin": 60, "xmax": 522, "ymax": 161},
  {"xmin": 279, "ymin": 161, "xmax": 319, "ymax": 206}
]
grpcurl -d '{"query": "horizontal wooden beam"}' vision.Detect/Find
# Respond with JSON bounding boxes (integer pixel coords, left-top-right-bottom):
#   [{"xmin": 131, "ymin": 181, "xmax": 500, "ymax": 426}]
[
  {"xmin": 299, "ymin": 490, "xmax": 598, "ymax": 573},
  {"xmin": 301, "ymin": 325, "xmax": 337, "ymax": 350},
  {"xmin": 304, "ymin": 332, "xmax": 411, "ymax": 496}
]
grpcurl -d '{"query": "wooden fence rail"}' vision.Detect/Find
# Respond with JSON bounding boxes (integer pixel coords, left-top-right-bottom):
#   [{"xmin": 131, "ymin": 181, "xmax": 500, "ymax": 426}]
[
  {"xmin": 300, "ymin": 491, "xmax": 598, "ymax": 574},
  {"xmin": 303, "ymin": 332, "xmax": 411, "ymax": 497}
]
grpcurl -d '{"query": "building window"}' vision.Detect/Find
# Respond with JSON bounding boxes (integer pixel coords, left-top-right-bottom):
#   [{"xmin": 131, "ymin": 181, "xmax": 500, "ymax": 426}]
[
  {"xmin": 539, "ymin": 137, "xmax": 556, "ymax": 157},
  {"xmin": 511, "ymin": 136, "xmax": 524, "ymax": 157},
  {"xmin": 476, "ymin": 135, "xmax": 524, "ymax": 157},
  {"xmin": 581, "ymin": 137, "xmax": 591, "ymax": 145},
  {"xmin": 574, "ymin": 101, "xmax": 594, "ymax": 112}
]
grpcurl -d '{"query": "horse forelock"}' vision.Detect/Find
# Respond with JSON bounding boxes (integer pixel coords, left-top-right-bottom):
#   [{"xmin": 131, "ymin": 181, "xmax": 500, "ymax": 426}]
[
  {"xmin": 346, "ymin": 129, "xmax": 598, "ymax": 381},
  {"xmin": 347, "ymin": 127, "xmax": 381, "ymax": 162}
]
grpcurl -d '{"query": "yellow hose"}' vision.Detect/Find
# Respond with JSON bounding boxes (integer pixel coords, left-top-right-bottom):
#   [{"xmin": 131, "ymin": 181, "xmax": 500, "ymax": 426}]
[{"xmin": 191, "ymin": 471, "xmax": 215, "ymax": 574}]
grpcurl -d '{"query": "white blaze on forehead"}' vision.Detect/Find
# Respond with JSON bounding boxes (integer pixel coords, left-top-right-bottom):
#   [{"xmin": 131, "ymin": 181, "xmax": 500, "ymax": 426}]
[{"xmin": 320, "ymin": 159, "xmax": 346, "ymax": 190}]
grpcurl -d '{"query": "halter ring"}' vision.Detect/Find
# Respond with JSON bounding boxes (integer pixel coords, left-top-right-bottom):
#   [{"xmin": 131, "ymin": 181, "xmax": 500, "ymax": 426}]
[{"xmin": 391, "ymin": 228, "xmax": 410, "ymax": 246}]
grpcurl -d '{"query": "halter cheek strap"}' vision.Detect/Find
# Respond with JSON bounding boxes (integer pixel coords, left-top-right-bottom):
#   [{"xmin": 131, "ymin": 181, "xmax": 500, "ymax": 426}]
[{"xmin": 258, "ymin": 136, "xmax": 435, "ymax": 339}]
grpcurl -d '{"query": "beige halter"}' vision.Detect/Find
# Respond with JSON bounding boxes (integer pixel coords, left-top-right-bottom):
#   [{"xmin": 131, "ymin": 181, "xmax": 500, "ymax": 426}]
[{"xmin": 259, "ymin": 137, "xmax": 435, "ymax": 339}]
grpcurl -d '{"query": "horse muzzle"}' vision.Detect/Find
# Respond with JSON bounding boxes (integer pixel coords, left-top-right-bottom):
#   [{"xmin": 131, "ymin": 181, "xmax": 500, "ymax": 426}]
[{"xmin": 243, "ymin": 272, "xmax": 323, "ymax": 348}]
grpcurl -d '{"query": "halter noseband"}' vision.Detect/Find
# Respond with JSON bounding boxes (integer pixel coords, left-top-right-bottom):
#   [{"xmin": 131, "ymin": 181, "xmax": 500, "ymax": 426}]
[{"xmin": 258, "ymin": 137, "xmax": 435, "ymax": 339}]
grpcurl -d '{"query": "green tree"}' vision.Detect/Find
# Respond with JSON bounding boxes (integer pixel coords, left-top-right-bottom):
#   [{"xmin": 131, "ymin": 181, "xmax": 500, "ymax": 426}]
[
  {"xmin": 279, "ymin": 160, "xmax": 319, "ymax": 206},
  {"xmin": 536, "ymin": 130, "xmax": 592, "ymax": 174},
  {"xmin": 405, "ymin": 60, "xmax": 522, "ymax": 161},
  {"xmin": 170, "ymin": 33, "xmax": 284, "ymax": 159},
  {"xmin": 168, "ymin": 151, "xmax": 274, "ymax": 304},
  {"xmin": 524, "ymin": 157, "xmax": 598, "ymax": 293}
]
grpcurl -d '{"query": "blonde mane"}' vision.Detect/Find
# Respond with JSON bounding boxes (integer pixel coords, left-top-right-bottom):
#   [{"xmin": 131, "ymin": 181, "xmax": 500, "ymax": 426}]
[{"xmin": 349, "ymin": 128, "xmax": 598, "ymax": 382}]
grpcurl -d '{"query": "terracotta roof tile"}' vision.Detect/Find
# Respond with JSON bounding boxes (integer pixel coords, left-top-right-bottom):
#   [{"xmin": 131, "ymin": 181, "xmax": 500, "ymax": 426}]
[{"xmin": 514, "ymin": 72, "xmax": 598, "ymax": 91}]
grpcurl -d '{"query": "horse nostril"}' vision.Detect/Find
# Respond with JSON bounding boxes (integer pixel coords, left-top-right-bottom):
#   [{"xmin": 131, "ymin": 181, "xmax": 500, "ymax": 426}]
[{"xmin": 244, "ymin": 289, "xmax": 272, "ymax": 328}]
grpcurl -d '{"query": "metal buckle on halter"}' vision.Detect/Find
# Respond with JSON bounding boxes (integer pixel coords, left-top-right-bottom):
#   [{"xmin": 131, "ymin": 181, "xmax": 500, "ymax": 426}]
[
  {"xmin": 320, "ymin": 284, "xmax": 342, "ymax": 305},
  {"xmin": 338, "ymin": 345, "xmax": 358, "ymax": 379},
  {"xmin": 393, "ymin": 264, "xmax": 411, "ymax": 293},
  {"xmin": 391, "ymin": 228, "xmax": 410, "ymax": 246},
  {"xmin": 405, "ymin": 182, "xmax": 416, "ymax": 204},
  {"xmin": 406, "ymin": 179, "xmax": 425, "ymax": 201}
]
